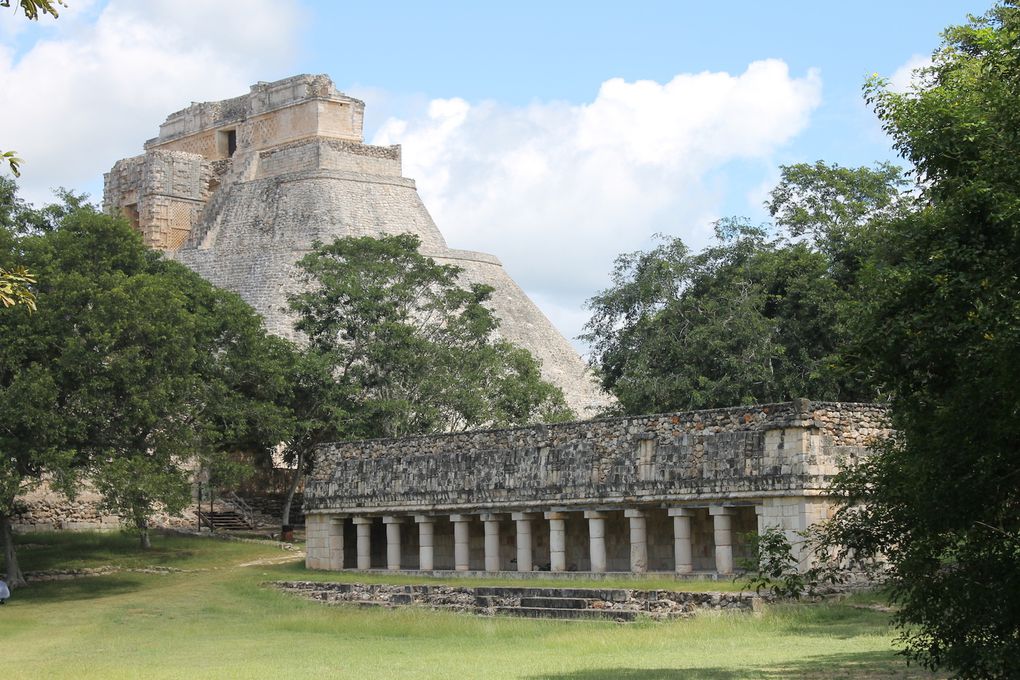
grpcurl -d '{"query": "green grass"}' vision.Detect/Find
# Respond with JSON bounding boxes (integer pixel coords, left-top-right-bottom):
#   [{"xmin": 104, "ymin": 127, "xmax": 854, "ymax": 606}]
[
  {"xmin": 0, "ymin": 532, "xmax": 938, "ymax": 679},
  {"xmin": 11, "ymin": 530, "xmax": 284, "ymax": 571}
]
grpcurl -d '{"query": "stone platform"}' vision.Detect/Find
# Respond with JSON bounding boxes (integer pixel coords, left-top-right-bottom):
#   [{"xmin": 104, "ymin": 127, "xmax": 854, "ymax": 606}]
[{"xmin": 272, "ymin": 581, "xmax": 766, "ymax": 622}]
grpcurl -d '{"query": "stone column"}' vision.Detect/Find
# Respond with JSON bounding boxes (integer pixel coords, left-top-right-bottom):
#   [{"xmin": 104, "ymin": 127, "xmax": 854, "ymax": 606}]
[
  {"xmin": 584, "ymin": 510, "xmax": 608, "ymax": 573},
  {"xmin": 710, "ymin": 506, "xmax": 735, "ymax": 575},
  {"xmin": 512, "ymin": 512, "xmax": 536, "ymax": 572},
  {"xmin": 353, "ymin": 517, "xmax": 373, "ymax": 570},
  {"xmin": 383, "ymin": 516, "xmax": 403, "ymax": 571},
  {"xmin": 544, "ymin": 511, "xmax": 568, "ymax": 572},
  {"xmin": 481, "ymin": 513, "xmax": 502, "ymax": 572},
  {"xmin": 451, "ymin": 514, "xmax": 472, "ymax": 571},
  {"xmin": 328, "ymin": 516, "xmax": 346, "ymax": 571},
  {"xmin": 415, "ymin": 515, "xmax": 435, "ymax": 571},
  {"xmin": 668, "ymin": 507, "xmax": 694, "ymax": 574},
  {"xmin": 625, "ymin": 509, "xmax": 648, "ymax": 573}
]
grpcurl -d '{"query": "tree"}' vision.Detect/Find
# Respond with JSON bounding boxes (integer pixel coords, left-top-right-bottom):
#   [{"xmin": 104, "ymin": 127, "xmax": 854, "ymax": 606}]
[
  {"xmin": 291, "ymin": 233, "xmax": 572, "ymax": 437},
  {"xmin": 278, "ymin": 234, "xmax": 573, "ymax": 528},
  {"xmin": 1, "ymin": 190, "xmax": 293, "ymax": 576},
  {"xmin": 822, "ymin": 4, "xmax": 1020, "ymax": 676},
  {"xmin": 582, "ymin": 162, "xmax": 907, "ymax": 414}
]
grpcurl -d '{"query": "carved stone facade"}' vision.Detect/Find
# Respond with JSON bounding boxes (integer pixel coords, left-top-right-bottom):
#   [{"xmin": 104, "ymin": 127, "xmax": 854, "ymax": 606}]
[
  {"xmin": 103, "ymin": 74, "xmax": 609, "ymax": 415},
  {"xmin": 304, "ymin": 400, "xmax": 888, "ymax": 575}
]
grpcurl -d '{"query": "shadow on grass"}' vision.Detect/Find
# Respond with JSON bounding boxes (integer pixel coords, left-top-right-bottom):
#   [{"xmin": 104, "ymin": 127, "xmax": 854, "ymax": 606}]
[
  {"xmin": 10, "ymin": 531, "xmax": 197, "ymax": 572},
  {"xmin": 10, "ymin": 574, "xmax": 146, "ymax": 604},
  {"xmin": 528, "ymin": 650, "xmax": 938, "ymax": 679}
]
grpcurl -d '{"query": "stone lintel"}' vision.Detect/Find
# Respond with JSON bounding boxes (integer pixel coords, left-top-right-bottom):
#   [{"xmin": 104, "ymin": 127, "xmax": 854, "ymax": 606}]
[
  {"xmin": 382, "ymin": 516, "xmax": 406, "ymax": 524},
  {"xmin": 479, "ymin": 513, "xmax": 504, "ymax": 523},
  {"xmin": 449, "ymin": 514, "xmax": 473, "ymax": 523},
  {"xmin": 624, "ymin": 509, "xmax": 647, "ymax": 518},
  {"xmin": 352, "ymin": 516, "xmax": 374, "ymax": 525},
  {"xmin": 414, "ymin": 515, "xmax": 436, "ymax": 524},
  {"xmin": 709, "ymin": 506, "xmax": 736, "ymax": 516},
  {"xmin": 304, "ymin": 489, "xmax": 830, "ymax": 517},
  {"xmin": 583, "ymin": 510, "xmax": 609, "ymax": 520},
  {"xmin": 668, "ymin": 507, "xmax": 696, "ymax": 517},
  {"xmin": 543, "ymin": 511, "xmax": 569, "ymax": 520},
  {"xmin": 511, "ymin": 512, "xmax": 539, "ymax": 521}
]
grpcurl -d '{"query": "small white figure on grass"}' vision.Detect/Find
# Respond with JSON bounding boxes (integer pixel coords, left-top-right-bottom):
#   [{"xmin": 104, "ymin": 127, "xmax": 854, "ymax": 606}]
[{"xmin": 0, "ymin": 579, "xmax": 9, "ymax": 604}]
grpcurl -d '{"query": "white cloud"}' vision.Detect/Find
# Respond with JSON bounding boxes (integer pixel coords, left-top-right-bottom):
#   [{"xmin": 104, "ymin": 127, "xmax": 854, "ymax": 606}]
[
  {"xmin": 0, "ymin": 0, "xmax": 304, "ymax": 203},
  {"xmin": 889, "ymin": 53, "xmax": 932, "ymax": 93},
  {"xmin": 374, "ymin": 60, "xmax": 822, "ymax": 345}
]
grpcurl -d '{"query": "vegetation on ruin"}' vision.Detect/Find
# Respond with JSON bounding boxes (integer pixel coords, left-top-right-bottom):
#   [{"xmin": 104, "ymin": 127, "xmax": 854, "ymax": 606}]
[{"xmin": 0, "ymin": 531, "xmax": 939, "ymax": 680}]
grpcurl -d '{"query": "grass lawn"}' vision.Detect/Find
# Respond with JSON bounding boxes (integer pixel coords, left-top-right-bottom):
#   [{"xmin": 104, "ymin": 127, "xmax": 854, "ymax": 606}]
[{"xmin": 0, "ymin": 532, "xmax": 937, "ymax": 679}]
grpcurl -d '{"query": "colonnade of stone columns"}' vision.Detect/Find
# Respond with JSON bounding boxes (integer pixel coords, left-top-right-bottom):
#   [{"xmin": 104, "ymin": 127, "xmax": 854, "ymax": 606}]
[{"xmin": 335, "ymin": 504, "xmax": 747, "ymax": 575}]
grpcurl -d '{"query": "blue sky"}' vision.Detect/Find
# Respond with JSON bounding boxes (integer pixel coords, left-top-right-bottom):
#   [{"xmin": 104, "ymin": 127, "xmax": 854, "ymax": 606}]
[{"xmin": 0, "ymin": 1, "xmax": 990, "ymax": 348}]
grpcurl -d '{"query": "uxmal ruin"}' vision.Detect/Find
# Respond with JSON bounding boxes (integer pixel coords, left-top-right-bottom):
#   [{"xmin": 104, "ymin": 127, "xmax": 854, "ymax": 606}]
[
  {"xmin": 103, "ymin": 74, "xmax": 607, "ymax": 416},
  {"xmin": 19, "ymin": 76, "xmax": 886, "ymax": 579},
  {"xmin": 303, "ymin": 400, "xmax": 887, "ymax": 576}
]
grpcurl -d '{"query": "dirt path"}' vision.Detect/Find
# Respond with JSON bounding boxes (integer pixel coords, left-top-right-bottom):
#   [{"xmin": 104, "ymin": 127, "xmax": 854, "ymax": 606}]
[{"xmin": 236, "ymin": 553, "xmax": 306, "ymax": 568}]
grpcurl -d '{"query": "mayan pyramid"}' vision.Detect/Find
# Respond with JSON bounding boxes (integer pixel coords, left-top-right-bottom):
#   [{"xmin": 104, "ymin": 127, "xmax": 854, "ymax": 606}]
[{"xmin": 103, "ymin": 74, "xmax": 608, "ymax": 415}]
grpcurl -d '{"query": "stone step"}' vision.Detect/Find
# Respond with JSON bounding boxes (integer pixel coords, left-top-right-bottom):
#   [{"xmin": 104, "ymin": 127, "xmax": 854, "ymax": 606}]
[
  {"xmin": 518, "ymin": 596, "xmax": 591, "ymax": 609},
  {"xmin": 474, "ymin": 586, "xmax": 631, "ymax": 602},
  {"xmin": 198, "ymin": 509, "xmax": 253, "ymax": 531},
  {"xmin": 494, "ymin": 606, "xmax": 640, "ymax": 622}
]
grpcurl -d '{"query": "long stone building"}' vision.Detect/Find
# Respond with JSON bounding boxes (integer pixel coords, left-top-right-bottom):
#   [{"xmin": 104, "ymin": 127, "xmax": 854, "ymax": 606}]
[
  {"xmin": 103, "ymin": 74, "xmax": 608, "ymax": 416},
  {"xmin": 304, "ymin": 400, "xmax": 887, "ymax": 576}
]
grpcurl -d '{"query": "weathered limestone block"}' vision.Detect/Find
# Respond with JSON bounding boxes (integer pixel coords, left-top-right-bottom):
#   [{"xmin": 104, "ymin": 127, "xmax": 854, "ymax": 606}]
[{"xmin": 305, "ymin": 401, "xmax": 888, "ymax": 515}]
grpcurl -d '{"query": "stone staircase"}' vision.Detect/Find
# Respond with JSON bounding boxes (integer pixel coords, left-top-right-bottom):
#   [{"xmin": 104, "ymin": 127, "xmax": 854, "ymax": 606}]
[
  {"xmin": 196, "ymin": 509, "xmax": 253, "ymax": 531},
  {"xmin": 273, "ymin": 581, "xmax": 764, "ymax": 622},
  {"xmin": 476, "ymin": 586, "xmax": 662, "ymax": 622},
  {"xmin": 488, "ymin": 595, "xmax": 638, "ymax": 622},
  {"xmin": 241, "ymin": 494, "xmax": 305, "ymax": 527}
]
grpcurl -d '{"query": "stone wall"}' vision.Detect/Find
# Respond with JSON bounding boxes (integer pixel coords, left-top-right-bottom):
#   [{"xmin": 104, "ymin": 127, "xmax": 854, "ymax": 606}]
[
  {"xmin": 149, "ymin": 75, "xmax": 364, "ymax": 154},
  {"xmin": 274, "ymin": 581, "xmax": 766, "ymax": 620},
  {"xmin": 12, "ymin": 479, "xmax": 199, "ymax": 533},
  {"xmin": 103, "ymin": 149, "xmax": 218, "ymax": 250},
  {"xmin": 305, "ymin": 400, "xmax": 889, "ymax": 515}
]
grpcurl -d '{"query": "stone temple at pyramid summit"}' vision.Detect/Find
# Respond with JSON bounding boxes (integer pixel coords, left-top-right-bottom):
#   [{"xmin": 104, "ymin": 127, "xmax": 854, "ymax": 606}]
[{"xmin": 103, "ymin": 74, "xmax": 610, "ymax": 416}]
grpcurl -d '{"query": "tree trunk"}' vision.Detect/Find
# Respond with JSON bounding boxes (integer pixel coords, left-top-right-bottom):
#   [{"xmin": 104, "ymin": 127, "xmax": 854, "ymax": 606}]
[
  {"xmin": 134, "ymin": 509, "xmax": 151, "ymax": 550},
  {"xmin": 1, "ymin": 513, "xmax": 26, "ymax": 589},
  {"xmin": 280, "ymin": 449, "xmax": 304, "ymax": 531}
]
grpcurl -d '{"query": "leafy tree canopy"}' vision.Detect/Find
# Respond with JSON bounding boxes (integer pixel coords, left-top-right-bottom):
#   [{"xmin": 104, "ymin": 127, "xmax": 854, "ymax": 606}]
[
  {"xmin": 823, "ymin": 3, "xmax": 1020, "ymax": 676},
  {"xmin": 582, "ymin": 161, "xmax": 909, "ymax": 414},
  {"xmin": 1, "ymin": 184, "xmax": 295, "ymax": 579},
  {"xmin": 290, "ymin": 233, "xmax": 573, "ymax": 440}
]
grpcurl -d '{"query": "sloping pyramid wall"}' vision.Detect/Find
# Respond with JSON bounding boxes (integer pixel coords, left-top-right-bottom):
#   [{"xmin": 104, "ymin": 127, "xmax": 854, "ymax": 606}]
[{"xmin": 105, "ymin": 75, "xmax": 609, "ymax": 415}]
